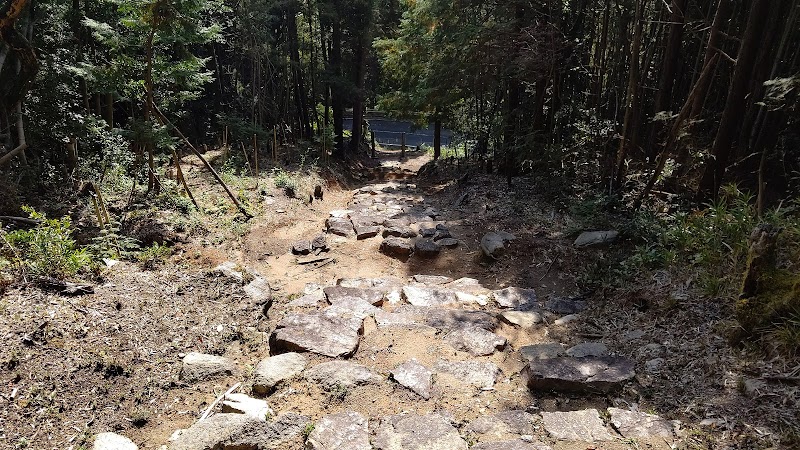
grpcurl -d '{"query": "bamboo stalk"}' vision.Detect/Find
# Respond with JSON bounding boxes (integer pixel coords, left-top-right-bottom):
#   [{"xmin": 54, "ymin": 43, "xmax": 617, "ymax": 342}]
[{"xmin": 240, "ymin": 141, "xmax": 253, "ymax": 176}]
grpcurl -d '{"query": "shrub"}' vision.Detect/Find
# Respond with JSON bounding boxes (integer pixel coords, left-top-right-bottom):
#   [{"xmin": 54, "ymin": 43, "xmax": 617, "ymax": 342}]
[
  {"xmin": 1, "ymin": 207, "xmax": 92, "ymax": 279},
  {"xmin": 136, "ymin": 243, "xmax": 172, "ymax": 270}
]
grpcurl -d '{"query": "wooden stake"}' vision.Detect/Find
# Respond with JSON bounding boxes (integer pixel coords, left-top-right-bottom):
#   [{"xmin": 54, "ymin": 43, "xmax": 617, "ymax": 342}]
[
  {"xmin": 401, "ymin": 132, "xmax": 406, "ymax": 160},
  {"xmin": 273, "ymin": 126, "xmax": 277, "ymax": 160},
  {"xmin": 240, "ymin": 141, "xmax": 253, "ymax": 176},
  {"xmin": 172, "ymin": 148, "xmax": 199, "ymax": 209},
  {"xmin": 252, "ymin": 134, "xmax": 259, "ymax": 178},
  {"xmin": 153, "ymin": 105, "xmax": 252, "ymax": 218}
]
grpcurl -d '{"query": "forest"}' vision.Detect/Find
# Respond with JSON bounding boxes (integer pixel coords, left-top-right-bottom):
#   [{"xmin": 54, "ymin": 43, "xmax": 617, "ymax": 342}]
[{"xmin": 1, "ymin": 0, "xmax": 800, "ymax": 449}]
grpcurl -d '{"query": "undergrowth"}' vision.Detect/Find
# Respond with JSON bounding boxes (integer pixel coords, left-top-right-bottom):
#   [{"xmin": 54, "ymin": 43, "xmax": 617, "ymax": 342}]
[{"xmin": 576, "ymin": 185, "xmax": 800, "ymax": 357}]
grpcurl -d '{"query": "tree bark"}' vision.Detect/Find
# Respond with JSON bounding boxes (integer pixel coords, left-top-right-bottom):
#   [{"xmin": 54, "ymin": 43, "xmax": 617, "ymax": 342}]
[
  {"xmin": 0, "ymin": 0, "xmax": 38, "ymax": 112},
  {"xmin": 697, "ymin": 0, "xmax": 770, "ymax": 200},
  {"xmin": 613, "ymin": 0, "xmax": 646, "ymax": 191},
  {"xmin": 645, "ymin": 0, "xmax": 686, "ymax": 159},
  {"xmin": 288, "ymin": 0, "xmax": 311, "ymax": 139},
  {"xmin": 689, "ymin": 0, "xmax": 732, "ymax": 119}
]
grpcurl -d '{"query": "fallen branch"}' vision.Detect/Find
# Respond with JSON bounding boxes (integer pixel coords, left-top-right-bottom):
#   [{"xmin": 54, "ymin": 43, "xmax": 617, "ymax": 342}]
[
  {"xmin": 199, "ymin": 382, "xmax": 241, "ymax": 422},
  {"xmin": 0, "ymin": 215, "xmax": 39, "ymax": 226},
  {"xmin": 152, "ymin": 105, "xmax": 252, "ymax": 218},
  {"xmin": 296, "ymin": 255, "xmax": 331, "ymax": 265},
  {"xmin": 0, "ymin": 143, "xmax": 27, "ymax": 166}
]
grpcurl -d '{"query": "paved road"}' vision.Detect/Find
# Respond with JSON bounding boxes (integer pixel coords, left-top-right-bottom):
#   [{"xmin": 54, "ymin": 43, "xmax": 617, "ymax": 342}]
[{"xmin": 344, "ymin": 118, "xmax": 455, "ymax": 147}]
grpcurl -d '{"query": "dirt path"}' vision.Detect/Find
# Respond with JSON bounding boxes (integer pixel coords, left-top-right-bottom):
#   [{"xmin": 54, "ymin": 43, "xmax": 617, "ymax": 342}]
[
  {"xmin": 150, "ymin": 150, "xmax": 676, "ymax": 450},
  {"xmin": 3, "ymin": 149, "xmax": 769, "ymax": 450}
]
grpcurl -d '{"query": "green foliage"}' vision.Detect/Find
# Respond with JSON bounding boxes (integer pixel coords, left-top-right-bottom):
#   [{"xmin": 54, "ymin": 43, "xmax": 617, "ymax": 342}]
[
  {"xmin": 1, "ymin": 207, "xmax": 92, "ymax": 279},
  {"xmin": 89, "ymin": 221, "xmax": 142, "ymax": 260},
  {"xmin": 273, "ymin": 169, "xmax": 300, "ymax": 198},
  {"xmin": 136, "ymin": 243, "xmax": 172, "ymax": 270}
]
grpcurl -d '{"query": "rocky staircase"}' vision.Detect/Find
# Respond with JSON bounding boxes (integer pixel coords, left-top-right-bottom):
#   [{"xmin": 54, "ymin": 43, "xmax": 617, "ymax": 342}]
[{"xmin": 94, "ymin": 181, "xmax": 675, "ymax": 450}]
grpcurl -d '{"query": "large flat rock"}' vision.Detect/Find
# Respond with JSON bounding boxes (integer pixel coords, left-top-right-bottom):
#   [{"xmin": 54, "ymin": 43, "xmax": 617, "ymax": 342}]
[
  {"xmin": 402, "ymin": 285, "xmax": 458, "ymax": 307},
  {"xmin": 307, "ymin": 411, "xmax": 371, "ymax": 450},
  {"xmin": 444, "ymin": 326, "xmax": 507, "ymax": 356},
  {"xmin": 435, "ymin": 359, "xmax": 501, "ymax": 389},
  {"xmin": 524, "ymin": 356, "xmax": 635, "ymax": 393},
  {"xmin": 608, "ymin": 407, "xmax": 673, "ymax": 438},
  {"xmin": 324, "ymin": 286, "xmax": 385, "ymax": 305},
  {"xmin": 374, "ymin": 414, "xmax": 467, "ymax": 450},
  {"xmin": 94, "ymin": 433, "xmax": 138, "ymax": 450},
  {"xmin": 169, "ymin": 412, "xmax": 310, "ymax": 450},
  {"xmin": 541, "ymin": 409, "xmax": 615, "ymax": 441},
  {"xmin": 493, "ymin": 287, "xmax": 537, "ymax": 309},
  {"xmin": 305, "ymin": 361, "xmax": 381, "ymax": 390},
  {"xmin": 327, "ymin": 217, "xmax": 355, "ymax": 236},
  {"xmin": 252, "ymin": 352, "xmax": 308, "ymax": 394},
  {"xmin": 180, "ymin": 352, "xmax": 235, "ymax": 382},
  {"xmin": 270, "ymin": 310, "xmax": 363, "ymax": 358},
  {"xmin": 392, "ymin": 306, "xmax": 498, "ymax": 331},
  {"xmin": 574, "ymin": 230, "xmax": 619, "ymax": 247},
  {"xmin": 465, "ymin": 410, "xmax": 538, "ymax": 440},
  {"xmin": 391, "ymin": 359, "xmax": 433, "ymax": 399}
]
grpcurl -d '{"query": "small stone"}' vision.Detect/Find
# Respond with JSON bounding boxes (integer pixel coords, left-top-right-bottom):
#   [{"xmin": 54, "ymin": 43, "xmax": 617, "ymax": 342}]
[
  {"xmin": 645, "ymin": 358, "xmax": 665, "ymax": 373},
  {"xmin": 252, "ymin": 352, "xmax": 308, "ymax": 394},
  {"xmin": 180, "ymin": 352, "xmax": 235, "ymax": 382},
  {"xmin": 433, "ymin": 229, "xmax": 453, "ymax": 241},
  {"xmin": 500, "ymin": 311, "xmax": 542, "ymax": 328},
  {"xmin": 412, "ymin": 274, "xmax": 454, "ymax": 285},
  {"xmin": 329, "ymin": 210, "xmax": 354, "ymax": 219},
  {"xmin": 213, "ymin": 261, "xmax": 245, "ymax": 282},
  {"xmin": 445, "ymin": 327, "xmax": 507, "ymax": 356},
  {"xmin": 541, "ymin": 409, "xmax": 615, "ymax": 441},
  {"xmin": 354, "ymin": 224, "xmax": 380, "ymax": 240},
  {"xmin": 380, "ymin": 237, "xmax": 414, "ymax": 259},
  {"xmin": 312, "ymin": 234, "xmax": 329, "ymax": 250},
  {"xmin": 493, "ymin": 287, "xmax": 537, "ymax": 309},
  {"xmin": 480, "ymin": 231, "xmax": 516, "ymax": 259},
  {"xmin": 93, "ymin": 432, "xmax": 138, "ymax": 450},
  {"xmin": 565, "ymin": 342, "xmax": 608, "ymax": 358},
  {"xmin": 524, "ymin": 357, "xmax": 635, "ymax": 393},
  {"xmin": 391, "ymin": 359, "xmax": 433, "ymax": 399},
  {"xmin": 383, "ymin": 226, "xmax": 417, "ymax": 238},
  {"xmin": 437, "ymin": 238, "xmax": 460, "ymax": 248},
  {"xmin": 553, "ymin": 314, "xmax": 579, "ymax": 326},
  {"xmin": 327, "ymin": 217, "xmax": 354, "ymax": 236},
  {"xmin": 402, "ymin": 285, "xmax": 458, "ymax": 307},
  {"xmin": 520, "ymin": 343, "xmax": 565, "ymax": 361},
  {"xmin": 374, "ymin": 414, "xmax": 467, "ymax": 450},
  {"xmin": 307, "ymin": 411, "xmax": 371, "ymax": 450},
  {"xmin": 414, "ymin": 239, "xmax": 441, "ymax": 258},
  {"xmin": 292, "ymin": 240, "xmax": 312, "ymax": 255},
  {"xmin": 244, "ymin": 276, "xmax": 272, "ymax": 314},
  {"xmin": 608, "ymin": 407, "xmax": 673, "ymax": 438},
  {"xmin": 221, "ymin": 393, "xmax": 273, "ymax": 421},
  {"xmin": 305, "ymin": 361, "xmax": 381, "ymax": 390},
  {"xmin": 435, "ymin": 359, "xmax": 501, "ymax": 389},
  {"xmin": 574, "ymin": 230, "xmax": 619, "ymax": 247},
  {"xmin": 419, "ymin": 227, "xmax": 436, "ymax": 238}
]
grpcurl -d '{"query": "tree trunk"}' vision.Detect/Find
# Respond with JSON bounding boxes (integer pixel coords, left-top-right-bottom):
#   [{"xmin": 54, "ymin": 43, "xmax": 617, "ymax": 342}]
[
  {"xmin": 288, "ymin": 0, "xmax": 311, "ymax": 139},
  {"xmin": 144, "ymin": 27, "xmax": 156, "ymax": 193},
  {"xmin": 689, "ymin": 0, "xmax": 732, "ymax": 119},
  {"xmin": 645, "ymin": 0, "xmax": 686, "ymax": 159},
  {"xmin": 613, "ymin": 0, "xmax": 646, "ymax": 191},
  {"xmin": 330, "ymin": 3, "xmax": 344, "ymax": 157},
  {"xmin": 697, "ymin": 0, "xmax": 770, "ymax": 200},
  {"xmin": 350, "ymin": 35, "xmax": 368, "ymax": 153},
  {"xmin": 0, "ymin": 0, "xmax": 38, "ymax": 112}
]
